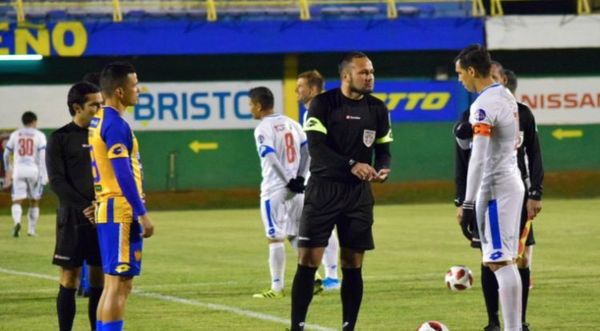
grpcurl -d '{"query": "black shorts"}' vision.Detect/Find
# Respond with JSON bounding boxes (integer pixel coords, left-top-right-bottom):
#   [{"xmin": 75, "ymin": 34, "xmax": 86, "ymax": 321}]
[
  {"xmin": 52, "ymin": 205, "xmax": 102, "ymax": 268},
  {"xmin": 471, "ymin": 194, "xmax": 535, "ymax": 248},
  {"xmin": 298, "ymin": 178, "xmax": 374, "ymax": 250}
]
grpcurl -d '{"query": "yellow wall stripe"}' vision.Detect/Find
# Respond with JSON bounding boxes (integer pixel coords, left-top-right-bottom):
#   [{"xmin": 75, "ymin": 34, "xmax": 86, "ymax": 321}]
[{"xmin": 283, "ymin": 54, "xmax": 299, "ymax": 122}]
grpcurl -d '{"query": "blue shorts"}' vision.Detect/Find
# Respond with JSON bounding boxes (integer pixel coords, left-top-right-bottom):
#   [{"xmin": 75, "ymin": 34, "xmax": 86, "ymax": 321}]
[{"xmin": 97, "ymin": 220, "xmax": 143, "ymax": 276}]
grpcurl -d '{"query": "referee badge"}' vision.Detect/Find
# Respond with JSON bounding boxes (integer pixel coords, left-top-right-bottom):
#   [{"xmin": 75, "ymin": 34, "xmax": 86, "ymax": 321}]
[{"xmin": 363, "ymin": 130, "xmax": 376, "ymax": 147}]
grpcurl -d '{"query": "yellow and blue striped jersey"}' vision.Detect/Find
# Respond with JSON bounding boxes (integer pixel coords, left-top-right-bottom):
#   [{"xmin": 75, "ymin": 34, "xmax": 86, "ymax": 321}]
[{"xmin": 88, "ymin": 106, "xmax": 146, "ymax": 223}]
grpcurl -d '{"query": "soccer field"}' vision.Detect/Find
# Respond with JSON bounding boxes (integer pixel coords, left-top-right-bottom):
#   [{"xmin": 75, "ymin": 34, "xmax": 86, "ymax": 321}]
[{"xmin": 1, "ymin": 198, "xmax": 599, "ymax": 330}]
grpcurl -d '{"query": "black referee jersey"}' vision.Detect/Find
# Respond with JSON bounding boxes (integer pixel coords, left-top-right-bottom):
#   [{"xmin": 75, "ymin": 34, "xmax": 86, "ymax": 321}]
[
  {"xmin": 46, "ymin": 122, "xmax": 95, "ymax": 208},
  {"xmin": 304, "ymin": 88, "xmax": 392, "ymax": 183},
  {"xmin": 454, "ymin": 102, "xmax": 544, "ymax": 206}
]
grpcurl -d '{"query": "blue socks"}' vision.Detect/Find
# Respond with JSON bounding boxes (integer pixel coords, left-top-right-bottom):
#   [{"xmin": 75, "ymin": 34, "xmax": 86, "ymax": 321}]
[{"xmin": 102, "ymin": 320, "xmax": 123, "ymax": 331}]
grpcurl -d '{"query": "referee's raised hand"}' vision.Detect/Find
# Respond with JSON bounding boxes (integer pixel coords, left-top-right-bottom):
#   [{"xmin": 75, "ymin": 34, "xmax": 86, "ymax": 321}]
[{"xmin": 350, "ymin": 162, "xmax": 378, "ymax": 181}]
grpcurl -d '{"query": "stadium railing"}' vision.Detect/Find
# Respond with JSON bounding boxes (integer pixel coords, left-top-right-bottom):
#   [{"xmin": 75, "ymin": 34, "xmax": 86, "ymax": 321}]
[{"xmin": 3, "ymin": 0, "xmax": 593, "ymax": 23}]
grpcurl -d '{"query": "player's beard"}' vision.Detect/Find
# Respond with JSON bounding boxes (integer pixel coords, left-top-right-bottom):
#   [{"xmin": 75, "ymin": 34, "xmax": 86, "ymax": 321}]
[{"xmin": 349, "ymin": 78, "xmax": 373, "ymax": 95}]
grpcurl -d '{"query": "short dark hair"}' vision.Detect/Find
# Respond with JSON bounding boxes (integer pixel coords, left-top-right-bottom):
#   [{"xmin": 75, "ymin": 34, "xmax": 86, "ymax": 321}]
[
  {"xmin": 455, "ymin": 44, "xmax": 492, "ymax": 77},
  {"xmin": 22, "ymin": 111, "xmax": 37, "ymax": 125},
  {"xmin": 298, "ymin": 70, "xmax": 325, "ymax": 93},
  {"xmin": 67, "ymin": 81, "xmax": 101, "ymax": 116},
  {"xmin": 249, "ymin": 87, "xmax": 274, "ymax": 111},
  {"xmin": 502, "ymin": 69, "xmax": 518, "ymax": 94},
  {"xmin": 338, "ymin": 51, "xmax": 368, "ymax": 75},
  {"xmin": 490, "ymin": 60, "xmax": 503, "ymax": 69},
  {"xmin": 82, "ymin": 72, "xmax": 101, "ymax": 87},
  {"xmin": 100, "ymin": 62, "xmax": 136, "ymax": 97}
]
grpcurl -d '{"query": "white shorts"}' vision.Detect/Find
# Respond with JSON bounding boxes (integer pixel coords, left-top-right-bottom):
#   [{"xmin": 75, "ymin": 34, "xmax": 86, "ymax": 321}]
[
  {"xmin": 260, "ymin": 189, "xmax": 304, "ymax": 240},
  {"xmin": 11, "ymin": 177, "xmax": 44, "ymax": 201},
  {"xmin": 476, "ymin": 175, "xmax": 524, "ymax": 263}
]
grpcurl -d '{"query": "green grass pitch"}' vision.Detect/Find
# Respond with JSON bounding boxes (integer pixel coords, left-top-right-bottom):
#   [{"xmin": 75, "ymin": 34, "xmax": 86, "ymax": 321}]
[{"xmin": 1, "ymin": 198, "xmax": 599, "ymax": 330}]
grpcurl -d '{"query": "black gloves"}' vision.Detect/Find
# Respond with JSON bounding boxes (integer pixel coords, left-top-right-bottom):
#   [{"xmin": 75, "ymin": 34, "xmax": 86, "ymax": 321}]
[
  {"xmin": 286, "ymin": 176, "xmax": 306, "ymax": 194},
  {"xmin": 460, "ymin": 201, "xmax": 476, "ymax": 241}
]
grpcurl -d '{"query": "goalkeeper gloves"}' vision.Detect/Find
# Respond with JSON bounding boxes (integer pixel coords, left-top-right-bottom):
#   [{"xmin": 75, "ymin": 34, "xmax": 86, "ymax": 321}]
[
  {"xmin": 460, "ymin": 200, "xmax": 476, "ymax": 241},
  {"xmin": 286, "ymin": 176, "xmax": 305, "ymax": 194}
]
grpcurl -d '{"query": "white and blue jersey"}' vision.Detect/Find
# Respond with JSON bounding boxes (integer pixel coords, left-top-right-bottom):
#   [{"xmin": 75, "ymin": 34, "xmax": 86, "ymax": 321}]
[
  {"xmin": 254, "ymin": 114, "xmax": 307, "ymax": 197},
  {"xmin": 467, "ymin": 83, "xmax": 525, "ymax": 263},
  {"xmin": 254, "ymin": 114, "xmax": 307, "ymax": 240}
]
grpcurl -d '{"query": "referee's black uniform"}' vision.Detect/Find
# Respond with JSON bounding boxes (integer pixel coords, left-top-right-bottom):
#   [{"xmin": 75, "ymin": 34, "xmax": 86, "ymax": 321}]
[
  {"xmin": 454, "ymin": 102, "xmax": 544, "ymax": 247},
  {"xmin": 47, "ymin": 122, "xmax": 101, "ymax": 268},
  {"xmin": 300, "ymin": 88, "xmax": 392, "ymax": 250}
]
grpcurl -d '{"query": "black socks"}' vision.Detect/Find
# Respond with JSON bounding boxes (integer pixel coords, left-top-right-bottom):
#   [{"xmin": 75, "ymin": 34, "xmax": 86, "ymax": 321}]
[
  {"xmin": 88, "ymin": 287, "xmax": 103, "ymax": 330},
  {"xmin": 290, "ymin": 265, "xmax": 318, "ymax": 331},
  {"xmin": 481, "ymin": 264, "xmax": 500, "ymax": 326},
  {"xmin": 57, "ymin": 285, "xmax": 77, "ymax": 331},
  {"xmin": 341, "ymin": 267, "xmax": 363, "ymax": 331},
  {"xmin": 519, "ymin": 267, "xmax": 530, "ymax": 324}
]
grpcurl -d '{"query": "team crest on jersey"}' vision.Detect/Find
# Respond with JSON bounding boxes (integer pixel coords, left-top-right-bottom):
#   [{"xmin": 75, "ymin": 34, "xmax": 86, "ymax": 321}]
[
  {"xmin": 363, "ymin": 130, "xmax": 376, "ymax": 147},
  {"xmin": 476, "ymin": 108, "xmax": 487, "ymax": 121}
]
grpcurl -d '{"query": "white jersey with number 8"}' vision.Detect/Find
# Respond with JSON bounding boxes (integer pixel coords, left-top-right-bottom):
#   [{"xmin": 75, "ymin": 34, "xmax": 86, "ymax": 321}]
[{"xmin": 254, "ymin": 114, "xmax": 307, "ymax": 196}]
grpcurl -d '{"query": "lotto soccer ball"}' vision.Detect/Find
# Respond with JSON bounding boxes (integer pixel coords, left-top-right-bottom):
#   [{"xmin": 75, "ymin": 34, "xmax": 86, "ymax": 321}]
[
  {"xmin": 445, "ymin": 265, "xmax": 473, "ymax": 291},
  {"xmin": 417, "ymin": 320, "xmax": 449, "ymax": 331}
]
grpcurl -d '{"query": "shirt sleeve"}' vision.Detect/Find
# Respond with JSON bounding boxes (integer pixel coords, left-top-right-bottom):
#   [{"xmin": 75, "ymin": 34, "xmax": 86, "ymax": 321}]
[
  {"xmin": 374, "ymin": 103, "xmax": 392, "ymax": 170},
  {"xmin": 454, "ymin": 141, "xmax": 470, "ymax": 206},
  {"xmin": 111, "ymin": 157, "xmax": 147, "ymax": 217},
  {"xmin": 254, "ymin": 125, "xmax": 275, "ymax": 158},
  {"xmin": 304, "ymin": 95, "xmax": 355, "ymax": 170},
  {"xmin": 3, "ymin": 134, "xmax": 14, "ymax": 171},
  {"xmin": 296, "ymin": 121, "xmax": 310, "ymax": 177},
  {"xmin": 465, "ymin": 102, "xmax": 494, "ymax": 202},
  {"xmin": 454, "ymin": 111, "xmax": 471, "ymax": 206},
  {"xmin": 37, "ymin": 131, "xmax": 48, "ymax": 181},
  {"xmin": 102, "ymin": 120, "xmax": 132, "ymax": 160},
  {"xmin": 5, "ymin": 133, "xmax": 14, "ymax": 152},
  {"xmin": 521, "ymin": 105, "xmax": 544, "ymax": 200},
  {"xmin": 38, "ymin": 131, "xmax": 47, "ymax": 150},
  {"xmin": 103, "ymin": 119, "xmax": 146, "ymax": 216}
]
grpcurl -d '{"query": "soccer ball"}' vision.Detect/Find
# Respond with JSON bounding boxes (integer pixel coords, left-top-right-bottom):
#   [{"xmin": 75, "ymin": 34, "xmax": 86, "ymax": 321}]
[
  {"xmin": 445, "ymin": 265, "xmax": 473, "ymax": 291},
  {"xmin": 417, "ymin": 320, "xmax": 449, "ymax": 331}
]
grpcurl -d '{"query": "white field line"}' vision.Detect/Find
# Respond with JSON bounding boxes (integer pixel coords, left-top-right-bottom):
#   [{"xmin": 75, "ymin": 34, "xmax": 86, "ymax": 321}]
[{"xmin": 0, "ymin": 267, "xmax": 335, "ymax": 331}]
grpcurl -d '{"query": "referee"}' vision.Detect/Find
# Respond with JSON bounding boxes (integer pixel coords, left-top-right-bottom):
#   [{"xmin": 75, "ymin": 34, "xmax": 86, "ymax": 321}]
[
  {"xmin": 47, "ymin": 81, "xmax": 104, "ymax": 331},
  {"xmin": 290, "ymin": 51, "xmax": 393, "ymax": 331},
  {"xmin": 454, "ymin": 65, "xmax": 543, "ymax": 331}
]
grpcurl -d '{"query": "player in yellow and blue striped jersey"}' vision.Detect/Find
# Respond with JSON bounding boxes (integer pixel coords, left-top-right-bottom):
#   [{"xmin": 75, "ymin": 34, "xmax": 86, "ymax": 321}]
[{"xmin": 89, "ymin": 62, "xmax": 154, "ymax": 331}]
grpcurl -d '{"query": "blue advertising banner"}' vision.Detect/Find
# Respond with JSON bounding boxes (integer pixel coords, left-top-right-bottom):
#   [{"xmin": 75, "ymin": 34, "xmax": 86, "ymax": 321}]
[
  {"xmin": 315, "ymin": 80, "xmax": 469, "ymax": 123},
  {"xmin": 0, "ymin": 18, "xmax": 483, "ymax": 56}
]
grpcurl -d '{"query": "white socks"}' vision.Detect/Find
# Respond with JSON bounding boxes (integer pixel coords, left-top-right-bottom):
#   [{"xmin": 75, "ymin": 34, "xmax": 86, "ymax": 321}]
[
  {"xmin": 269, "ymin": 242, "xmax": 285, "ymax": 292},
  {"xmin": 28, "ymin": 207, "xmax": 39, "ymax": 235},
  {"xmin": 494, "ymin": 264, "xmax": 522, "ymax": 331},
  {"xmin": 322, "ymin": 232, "xmax": 339, "ymax": 280},
  {"xmin": 11, "ymin": 204, "xmax": 22, "ymax": 225}
]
